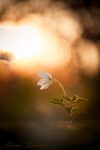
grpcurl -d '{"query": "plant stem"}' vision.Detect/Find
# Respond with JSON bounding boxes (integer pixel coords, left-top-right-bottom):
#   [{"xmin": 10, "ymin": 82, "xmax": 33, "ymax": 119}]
[
  {"xmin": 52, "ymin": 79, "xmax": 66, "ymax": 96},
  {"xmin": 52, "ymin": 78, "xmax": 73, "ymax": 122}
]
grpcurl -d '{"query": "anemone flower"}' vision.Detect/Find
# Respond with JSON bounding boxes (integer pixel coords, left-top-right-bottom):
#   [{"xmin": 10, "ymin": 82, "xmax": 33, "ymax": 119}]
[{"xmin": 37, "ymin": 71, "xmax": 53, "ymax": 90}]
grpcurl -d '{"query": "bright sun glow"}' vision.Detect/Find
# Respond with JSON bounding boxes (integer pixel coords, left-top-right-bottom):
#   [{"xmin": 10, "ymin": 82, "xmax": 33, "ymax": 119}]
[
  {"xmin": 0, "ymin": 26, "xmax": 44, "ymax": 59},
  {"xmin": 0, "ymin": 25, "xmax": 70, "ymax": 67},
  {"xmin": 14, "ymin": 26, "xmax": 44, "ymax": 59},
  {"xmin": 0, "ymin": 25, "xmax": 99, "ymax": 75}
]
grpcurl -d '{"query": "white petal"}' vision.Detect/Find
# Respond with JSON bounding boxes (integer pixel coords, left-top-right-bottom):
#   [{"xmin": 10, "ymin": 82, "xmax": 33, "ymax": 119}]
[
  {"xmin": 37, "ymin": 78, "xmax": 49, "ymax": 86},
  {"xmin": 37, "ymin": 73, "xmax": 47, "ymax": 78},
  {"xmin": 40, "ymin": 82, "xmax": 51, "ymax": 90},
  {"xmin": 42, "ymin": 71, "xmax": 52, "ymax": 79},
  {"xmin": 49, "ymin": 80, "xmax": 53, "ymax": 84}
]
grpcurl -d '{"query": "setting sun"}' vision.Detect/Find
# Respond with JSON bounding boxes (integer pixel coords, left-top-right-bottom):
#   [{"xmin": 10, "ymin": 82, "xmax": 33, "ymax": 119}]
[
  {"xmin": 0, "ymin": 25, "xmax": 70, "ymax": 67},
  {"xmin": 0, "ymin": 25, "xmax": 44, "ymax": 59}
]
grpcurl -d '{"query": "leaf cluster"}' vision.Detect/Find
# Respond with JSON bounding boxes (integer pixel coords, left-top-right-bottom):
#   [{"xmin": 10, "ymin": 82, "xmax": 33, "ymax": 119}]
[
  {"xmin": 48, "ymin": 98, "xmax": 63, "ymax": 105},
  {"xmin": 63, "ymin": 95, "xmax": 87, "ymax": 103},
  {"xmin": 48, "ymin": 95, "xmax": 87, "ymax": 115},
  {"xmin": 63, "ymin": 95, "xmax": 87, "ymax": 114}
]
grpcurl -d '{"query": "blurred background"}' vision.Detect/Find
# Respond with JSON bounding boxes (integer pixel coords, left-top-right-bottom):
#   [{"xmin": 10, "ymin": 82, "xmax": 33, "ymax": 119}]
[{"xmin": 0, "ymin": 0, "xmax": 100, "ymax": 149}]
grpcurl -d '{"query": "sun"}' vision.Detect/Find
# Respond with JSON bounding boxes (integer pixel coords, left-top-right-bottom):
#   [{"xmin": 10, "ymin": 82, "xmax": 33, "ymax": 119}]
[
  {"xmin": 0, "ymin": 25, "xmax": 71, "ymax": 67},
  {"xmin": 5, "ymin": 26, "xmax": 44, "ymax": 59}
]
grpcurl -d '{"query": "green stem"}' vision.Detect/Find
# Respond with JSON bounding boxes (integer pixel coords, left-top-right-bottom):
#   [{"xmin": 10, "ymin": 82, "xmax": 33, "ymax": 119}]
[
  {"xmin": 52, "ymin": 79, "xmax": 66, "ymax": 97},
  {"xmin": 52, "ymin": 78, "xmax": 73, "ymax": 122}
]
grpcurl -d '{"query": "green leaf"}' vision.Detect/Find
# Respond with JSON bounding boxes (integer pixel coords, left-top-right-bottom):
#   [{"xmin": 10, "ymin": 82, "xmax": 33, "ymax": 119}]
[
  {"xmin": 62, "ymin": 96, "xmax": 72, "ymax": 102},
  {"xmin": 71, "ymin": 107, "xmax": 82, "ymax": 113},
  {"xmin": 48, "ymin": 98, "xmax": 63, "ymax": 105},
  {"xmin": 72, "ymin": 95, "xmax": 79, "ymax": 101},
  {"xmin": 74, "ymin": 98, "xmax": 87, "ymax": 103}
]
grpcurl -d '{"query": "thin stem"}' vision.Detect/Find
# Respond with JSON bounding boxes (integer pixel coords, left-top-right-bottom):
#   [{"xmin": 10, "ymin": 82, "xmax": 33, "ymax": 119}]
[
  {"xmin": 52, "ymin": 79, "xmax": 66, "ymax": 96},
  {"xmin": 52, "ymin": 78, "xmax": 73, "ymax": 123}
]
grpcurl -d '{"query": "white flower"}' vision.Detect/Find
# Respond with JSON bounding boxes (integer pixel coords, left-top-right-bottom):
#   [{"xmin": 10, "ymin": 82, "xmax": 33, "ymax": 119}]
[{"xmin": 37, "ymin": 71, "xmax": 53, "ymax": 90}]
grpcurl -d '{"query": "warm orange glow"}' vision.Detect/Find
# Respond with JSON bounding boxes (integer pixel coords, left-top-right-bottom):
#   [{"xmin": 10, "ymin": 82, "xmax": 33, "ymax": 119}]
[
  {"xmin": 0, "ymin": 25, "xmax": 71, "ymax": 67},
  {"xmin": 0, "ymin": 25, "xmax": 45, "ymax": 59},
  {"xmin": 13, "ymin": 26, "xmax": 44, "ymax": 59},
  {"xmin": 77, "ymin": 39, "xmax": 99, "ymax": 76}
]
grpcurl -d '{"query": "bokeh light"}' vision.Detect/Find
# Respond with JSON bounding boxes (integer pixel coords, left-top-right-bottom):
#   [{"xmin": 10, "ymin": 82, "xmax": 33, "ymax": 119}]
[{"xmin": 0, "ymin": 0, "xmax": 100, "ymax": 149}]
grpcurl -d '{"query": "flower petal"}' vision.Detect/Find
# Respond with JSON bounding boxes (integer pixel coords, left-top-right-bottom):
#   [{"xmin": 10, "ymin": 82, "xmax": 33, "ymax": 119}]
[
  {"xmin": 49, "ymin": 79, "xmax": 53, "ymax": 84},
  {"xmin": 37, "ymin": 73, "xmax": 47, "ymax": 78},
  {"xmin": 40, "ymin": 82, "xmax": 51, "ymax": 90},
  {"xmin": 42, "ymin": 71, "xmax": 52, "ymax": 79},
  {"xmin": 37, "ymin": 78, "xmax": 49, "ymax": 86}
]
